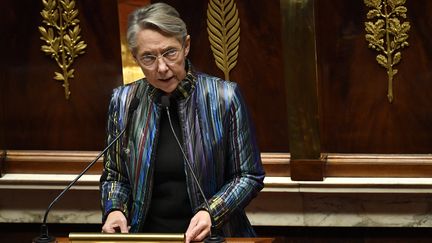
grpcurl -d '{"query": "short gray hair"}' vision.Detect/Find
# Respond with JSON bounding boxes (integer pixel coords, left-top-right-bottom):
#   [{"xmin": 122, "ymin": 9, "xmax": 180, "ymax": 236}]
[{"xmin": 127, "ymin": 3, "xmax": 187, "ymax": 55}]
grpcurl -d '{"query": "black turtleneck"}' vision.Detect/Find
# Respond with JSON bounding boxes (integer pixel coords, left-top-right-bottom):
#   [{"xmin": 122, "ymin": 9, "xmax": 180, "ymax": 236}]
[{"xmin": 142, "ymin": 98, "xmax": 193, "ymax": 233}]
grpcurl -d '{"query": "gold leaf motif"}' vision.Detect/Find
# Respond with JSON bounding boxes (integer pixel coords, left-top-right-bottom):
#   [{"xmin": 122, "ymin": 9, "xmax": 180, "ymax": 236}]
[
  {"xmin": 364, "ymin": 0, "xmax": 410, "ymax": 103},
  {"xmin": 207, "ymin": 0, "xmax": 240, "ymax": 81},
  {"xmin": 39, "ymin": 0, "xmax": 87, "ymax": 100}
]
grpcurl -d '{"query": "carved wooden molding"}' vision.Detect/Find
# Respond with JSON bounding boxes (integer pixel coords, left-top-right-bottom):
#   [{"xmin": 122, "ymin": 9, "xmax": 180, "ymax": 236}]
[
  {"xmin": 260, "ymin": 153, "xmax": 290, "ymax": 177},
  {"xmin": 3, "ymin": 150, "xmax": 432, "ymax": 179},
  {"xmin": 1, "ymin": 150, "xmax": 289, "ymax": 176},
  {"xmin": 3, "ymin": 150, "xmax": 103, "ymax": 174},
  {"xmin": 326, "ymin": 153, "xmax": 432, "ymax": 177}
]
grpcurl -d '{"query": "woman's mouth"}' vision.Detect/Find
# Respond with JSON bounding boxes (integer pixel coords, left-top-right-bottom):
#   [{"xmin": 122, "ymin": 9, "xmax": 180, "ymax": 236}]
[{"xmin": 159, "ymin": 77, "xmax": 173, "ymax": 82}]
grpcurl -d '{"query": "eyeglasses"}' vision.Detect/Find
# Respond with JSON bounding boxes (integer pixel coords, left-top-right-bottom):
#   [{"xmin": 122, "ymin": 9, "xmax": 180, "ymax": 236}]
[{"xmin": 137, "ymin": 46, "xmax": 183, "ymax": 67}]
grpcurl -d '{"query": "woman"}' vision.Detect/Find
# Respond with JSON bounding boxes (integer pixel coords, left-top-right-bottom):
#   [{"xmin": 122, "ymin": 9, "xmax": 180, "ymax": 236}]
[{"xmin": 100, "ymin": 3, "xmax": 265, "ymax": 242}]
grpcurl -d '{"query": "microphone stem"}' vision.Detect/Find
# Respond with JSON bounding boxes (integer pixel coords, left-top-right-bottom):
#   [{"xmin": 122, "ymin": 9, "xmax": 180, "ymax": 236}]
[
  {"xmin": 164, "ymin": 107, "xmax": 216, "ymax": 231},
  {"xmin": 41, "ymin": 128, "xmax": 126, "ymax": 225},
  {"xmin": 35, "ymin": 97, "xmax": 139, "ymax": 243}
]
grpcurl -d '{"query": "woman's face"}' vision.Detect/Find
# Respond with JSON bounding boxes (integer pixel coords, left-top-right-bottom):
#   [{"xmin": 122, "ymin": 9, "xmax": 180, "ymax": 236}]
[{"xmin": 134, "ymin": 29, "xmax": 190, "ymax": 94}]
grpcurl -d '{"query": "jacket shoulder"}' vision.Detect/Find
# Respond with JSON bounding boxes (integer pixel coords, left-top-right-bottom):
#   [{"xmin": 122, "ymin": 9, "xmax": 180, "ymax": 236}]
[
  {"xmin": 195, "ymin": 73, "xmax": 238, "ymax": 95},
  {"xmin": 112, "ymin": 79, "xmax": 144, "ymax": 98}
]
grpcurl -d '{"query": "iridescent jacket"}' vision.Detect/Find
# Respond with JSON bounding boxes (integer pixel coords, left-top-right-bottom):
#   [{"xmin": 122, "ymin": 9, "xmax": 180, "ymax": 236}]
[{"xmin": 100, "ymin": 63, "xmax": 265, "ymax": 236}]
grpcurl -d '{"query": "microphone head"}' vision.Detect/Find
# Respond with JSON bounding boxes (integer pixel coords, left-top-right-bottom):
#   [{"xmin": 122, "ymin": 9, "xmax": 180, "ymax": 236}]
[
  {"xmin": 129, "ymin": 97, "xmax": 140, "ymax": 112},
  {"xmin": 161, "ymin": 95, "xmax": 170, "ymax": 108}
]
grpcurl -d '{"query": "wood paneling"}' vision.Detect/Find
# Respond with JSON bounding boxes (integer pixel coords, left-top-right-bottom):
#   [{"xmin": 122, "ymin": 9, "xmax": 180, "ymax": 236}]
[
  {"xmin": 3, "ymin": 0, "xmax": 432, "ymax": 178},
  {"xmin": 1, "ymin": 0, "xmax": 289, "ymax": 153},
  {"xmin": 1, "ymin": 0, "xmax": 123, "ymax": 151},
  {"xmin": 153, "ymin": 0, "xmax": 289, "ymax": 152},
  {"xmin": 2, "ymin": 0, "xmax": 289, "ymax": 175},
  {"xmin": 316, "ymin": 0, "xmax": 432, "ymax": 154}
]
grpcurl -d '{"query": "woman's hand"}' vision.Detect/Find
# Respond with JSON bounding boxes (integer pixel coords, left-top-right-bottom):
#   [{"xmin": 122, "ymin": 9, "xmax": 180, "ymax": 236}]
[
  {"xmin": 101, "ymin": 210, "xmax": 129, "ymax": 233},
  {"xmin": 185, "ymin": 210, "xmax": 212, "ymax": 243}
]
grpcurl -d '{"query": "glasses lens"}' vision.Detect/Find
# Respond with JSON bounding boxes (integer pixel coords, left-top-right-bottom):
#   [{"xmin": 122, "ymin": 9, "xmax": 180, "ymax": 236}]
[
  {"xmin": 139, "ymin": 47, "xmax": 182, "ymax": 67},
  {"xmin": 140, "ymin": 55, "xmax": 156, "ymax": 66},
  {"xmin": 163, "ymin": 49, "xmax": 179, "ymax": 61}
]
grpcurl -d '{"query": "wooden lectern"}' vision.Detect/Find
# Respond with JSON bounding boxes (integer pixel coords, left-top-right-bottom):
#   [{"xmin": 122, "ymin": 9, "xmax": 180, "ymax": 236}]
[
  {"xmin": 57, "ymin": 233, "xmax": 274, "ymax": 243},
  {"xmin": 67, "ymin": 232, "xmax": 184, "ymax": 242}
]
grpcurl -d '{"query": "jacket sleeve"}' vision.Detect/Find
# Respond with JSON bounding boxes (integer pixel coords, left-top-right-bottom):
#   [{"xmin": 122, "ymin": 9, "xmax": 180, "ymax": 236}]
[
  {"xmin": 207, "ymin": 83, "xmax": 265, "ymax": 228},
  {"xmin": 100, "ymin": 86, "xmax": 134, "ymax": 223}
]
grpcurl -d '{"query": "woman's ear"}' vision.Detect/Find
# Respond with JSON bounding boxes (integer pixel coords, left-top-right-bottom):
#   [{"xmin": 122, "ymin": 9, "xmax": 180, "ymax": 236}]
[{"xmin": 184, "ymin": 35, "xmax": 191, "ymax": 56}]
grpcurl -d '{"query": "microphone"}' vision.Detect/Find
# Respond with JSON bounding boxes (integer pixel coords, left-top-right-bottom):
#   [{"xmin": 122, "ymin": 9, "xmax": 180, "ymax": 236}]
[
  {"xmin": 33, "ymin": 97, "xmax": 140, "ymax": 243},
  {"xmin": 160, "ymin": 96, "xmax": 224, "ymax": 243}
]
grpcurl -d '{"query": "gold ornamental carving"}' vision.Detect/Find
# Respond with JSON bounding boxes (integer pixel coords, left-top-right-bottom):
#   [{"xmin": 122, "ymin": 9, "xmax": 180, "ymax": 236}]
[
  {"xmin": 39, "ymin": 0, "xmax": 87, "ymax": 100},
  {"xmin": 207, "ymin": 0, "xmax": 240, "ymax": 81},
  {"xmin": 364, "ymin": 0, "xmax": 410, "ymax": 103}
]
